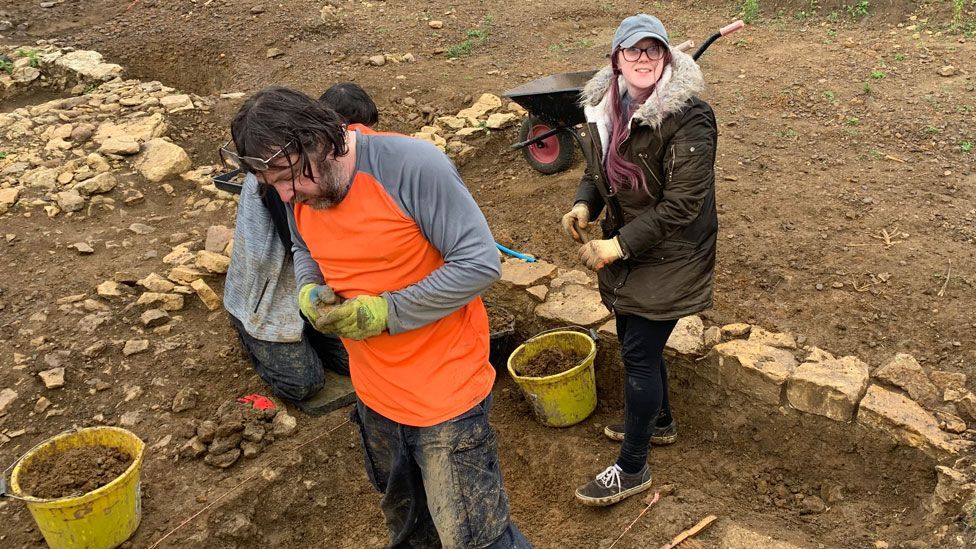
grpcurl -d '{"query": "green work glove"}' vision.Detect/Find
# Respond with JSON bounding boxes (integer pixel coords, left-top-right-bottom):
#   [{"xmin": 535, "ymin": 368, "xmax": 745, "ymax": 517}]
[
  {"xmin": 298, "ymin": 283, "xmax": 339, "ymax": 327},
  {"xmin": 321, "ymin": 295, "xmax": 389, "ymax": 340}
]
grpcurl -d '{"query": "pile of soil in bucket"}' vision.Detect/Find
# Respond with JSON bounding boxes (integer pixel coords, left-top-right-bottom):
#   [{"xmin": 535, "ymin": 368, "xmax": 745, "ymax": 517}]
[
  {"xmin": 19, "ymin": 446, "xmax": 132, "ymax": 499},
  {"xmin": 515, "ymin": 348, "xmax": 585, "ymax": 378}
]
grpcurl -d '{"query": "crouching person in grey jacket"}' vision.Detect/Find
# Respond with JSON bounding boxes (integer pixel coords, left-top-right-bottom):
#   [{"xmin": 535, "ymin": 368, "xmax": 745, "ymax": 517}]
[{"xmin": 224, "ymin": 172, "xmax": 350, "ymax": 415}]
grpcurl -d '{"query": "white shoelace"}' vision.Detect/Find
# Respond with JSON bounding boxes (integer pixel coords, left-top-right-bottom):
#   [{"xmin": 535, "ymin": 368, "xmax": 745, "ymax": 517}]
[{"xmin": 596, "ymin": 464, "xmax": 623, "ymax": 492}]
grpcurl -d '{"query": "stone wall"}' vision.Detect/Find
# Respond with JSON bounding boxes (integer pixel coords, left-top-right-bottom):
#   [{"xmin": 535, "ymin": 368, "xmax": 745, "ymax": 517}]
[{"xmin": 494, "ymin": 256, "xmax": 976, "ymax": 521}]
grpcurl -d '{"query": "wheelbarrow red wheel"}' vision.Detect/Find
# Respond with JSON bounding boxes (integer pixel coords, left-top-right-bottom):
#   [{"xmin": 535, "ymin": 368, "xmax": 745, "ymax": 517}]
[{"xmin": 518, "ymin": 115, "xmax": 576, "ymax": 175}]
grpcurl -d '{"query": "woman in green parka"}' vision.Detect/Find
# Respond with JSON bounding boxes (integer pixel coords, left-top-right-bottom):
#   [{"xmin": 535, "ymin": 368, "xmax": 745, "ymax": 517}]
[{"xmin": 563, "ymin": 14, "xmax": 718, "ymax": 506}]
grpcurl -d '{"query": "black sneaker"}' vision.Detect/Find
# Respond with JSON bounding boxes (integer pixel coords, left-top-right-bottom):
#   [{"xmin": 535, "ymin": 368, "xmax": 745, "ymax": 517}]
[
  {"xmin": 575, "ymin": 464, "xmax": 652, "ymax": 506},
  {"xmin": 603, "ymin": 420, "xmax": 678, "ymax": 446}
]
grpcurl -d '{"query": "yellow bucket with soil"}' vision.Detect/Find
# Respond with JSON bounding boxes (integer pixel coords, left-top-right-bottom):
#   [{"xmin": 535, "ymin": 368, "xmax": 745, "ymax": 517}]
[
  {"xmin": 507, "ymin": 328, "xmax": 597, "ymax": 427},
  {"xmin": 8, "ymin": 427, "xmax": 145, "ymax": 549}
]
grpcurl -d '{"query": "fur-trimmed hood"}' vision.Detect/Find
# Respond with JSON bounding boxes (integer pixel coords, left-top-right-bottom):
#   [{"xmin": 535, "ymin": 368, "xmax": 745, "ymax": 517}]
[{"xmin": 580, "ymin": 48, "xmax": 705, "ymax": 130}]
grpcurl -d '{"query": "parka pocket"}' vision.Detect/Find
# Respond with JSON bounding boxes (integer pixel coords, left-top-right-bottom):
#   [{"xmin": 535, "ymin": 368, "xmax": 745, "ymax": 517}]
[{"xmin": 667, "ymin": 139, "xmax": 714, "ymax": 186}]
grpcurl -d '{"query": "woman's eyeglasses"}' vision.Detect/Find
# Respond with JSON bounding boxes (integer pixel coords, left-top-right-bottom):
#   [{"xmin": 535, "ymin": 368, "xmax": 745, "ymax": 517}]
[
  {"xmin": 619, "ymin": 44, "xmax": 666, "ymax": 62},
  {"xmin": 219, "ymin": 140, "xmax": 294, "ymax": 172}
]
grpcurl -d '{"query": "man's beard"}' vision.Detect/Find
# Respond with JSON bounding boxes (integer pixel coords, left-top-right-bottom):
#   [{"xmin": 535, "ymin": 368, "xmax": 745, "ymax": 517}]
[{"xmin": 295, "ymin": 157, "xmax": 350, "ymax": 210}]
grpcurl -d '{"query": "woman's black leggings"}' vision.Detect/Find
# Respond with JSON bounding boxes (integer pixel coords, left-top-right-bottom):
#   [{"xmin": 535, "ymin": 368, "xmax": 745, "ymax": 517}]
[{"xmin": 615, "ymin": 314, "xmax": 678, "ymax": 474}]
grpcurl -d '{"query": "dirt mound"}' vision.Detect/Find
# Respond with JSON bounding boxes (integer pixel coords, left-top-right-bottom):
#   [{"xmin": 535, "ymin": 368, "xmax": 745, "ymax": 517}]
[
  {"xmin": 515, "ymin": 347, "xmax": 586, "ymax": 377},
  {"xmin": 18, "ymin": 445, "xmax": 132, "ymax": 499}
]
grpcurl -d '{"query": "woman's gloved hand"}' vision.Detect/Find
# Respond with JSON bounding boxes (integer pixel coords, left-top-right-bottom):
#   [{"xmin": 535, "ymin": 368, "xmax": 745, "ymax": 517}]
[
  {"xmin": 298, "ymin": 283, "xmax": 339, "ymax": 327},
  {"xmin": 561, "ymin": 202, "xmax": 590, "ymax": 243},
  {"xmin": 580, "ymin": 237, "xmax": 625, "ymax": 271},
  {"xmin": 319, "ymin": 295, "xmax": 389, "ymax": 340}
]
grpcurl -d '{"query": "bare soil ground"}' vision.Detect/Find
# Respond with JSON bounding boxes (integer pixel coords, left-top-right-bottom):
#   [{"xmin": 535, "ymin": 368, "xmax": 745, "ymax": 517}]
[{"xmin": 1, "ymin": 0, "xmax": 974, "ymax": 547}]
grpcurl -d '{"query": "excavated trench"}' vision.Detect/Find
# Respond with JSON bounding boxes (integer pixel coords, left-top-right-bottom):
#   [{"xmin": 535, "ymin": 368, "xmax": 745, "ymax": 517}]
[{"xmin": 2, "ymin": 42, "xmax": 972, "ymax": 548}]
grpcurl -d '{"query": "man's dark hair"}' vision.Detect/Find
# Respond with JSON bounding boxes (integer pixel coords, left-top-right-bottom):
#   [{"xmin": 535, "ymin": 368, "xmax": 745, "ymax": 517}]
[
  {"xmin": 319, "ymin": 82, "xmax": 379, "ymax": 127},
  {"xmin": 230, "ymin": 86, "xmax": 348, "ymax": 178}
]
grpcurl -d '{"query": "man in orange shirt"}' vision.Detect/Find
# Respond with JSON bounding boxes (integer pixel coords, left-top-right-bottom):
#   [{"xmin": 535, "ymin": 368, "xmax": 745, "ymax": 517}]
[{"xmin": 227, "ymin": 87, "xmax": 529, "ymax": 548}]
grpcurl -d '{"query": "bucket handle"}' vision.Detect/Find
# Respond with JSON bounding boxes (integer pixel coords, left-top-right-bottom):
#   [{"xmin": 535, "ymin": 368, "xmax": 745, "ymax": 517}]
[{"xmin": 525, "ymin": 325, "xmax": 600, "ymax": 346}]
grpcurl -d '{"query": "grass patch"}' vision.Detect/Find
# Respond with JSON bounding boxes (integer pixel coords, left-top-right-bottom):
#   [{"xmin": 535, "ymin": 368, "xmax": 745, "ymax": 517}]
[
  {"xmin": 962, "ymin": 140, "xmax": 974, "ymax": 153},
  {"xmin": 14, "ymin": 48, "xmax": 41, "ymax": 68},
  {"xmin": 845, "ymin": 0, "xmax": 869, "ymax": 20},
  {"xmin": 447, "ymin": 16, "xmax": 493, "ymax": 59},
  {"xmin": 740, "ymin": 0, "xmax": 759, "ymax": 24}
]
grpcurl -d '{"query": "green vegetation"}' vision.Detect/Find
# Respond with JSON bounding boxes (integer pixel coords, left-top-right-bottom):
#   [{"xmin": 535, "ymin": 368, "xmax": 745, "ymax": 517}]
[
  {"xmin": 924, "ymin": 125, "xmax": 943, "ymax": 134},
  {"xmin": 845, "ymin": 0, "xmax": 869, "ymax": 19},
  {"xmin": 862, "ymin": 82, "xmax": 873, "ymax": 94},
  {"xmin": 83, "ymin": 83, "xmax": 100, "ymax": 94},
  {"xmin": 0, "ymin": 151, "xmax": 7, "ymax": 160},
  {"xmin": 14, "ymin": 48, "xmax": 41, "ymax": 68},
  {"xmin": 447, "ymin": 16, "xmax": 493, "ymax": 59},
  {"xmin": 774, "ymin": 129, "xmax": 799, "ymax": 140},
  {"xmin": 0, "ymin": 59, "xmax": 12, "ymax": 75},
  {"xmin": 823, "ymin": 90, "xmax": 836, "ymax": 101},
  {"xmin": 894, "ymin": 52, "xmax": 907, "ymax": 61},
  {"xmin": 868, "ymin": 148, "xmax": 883, "ymax": 159},
  {"xmin": 846, "ymin": 116, "xmax": 860, "ymax": 126},
  {"xmin": 962, "ymin": 140, "xmax": 974, "ymax": 153},
  {"xmin": 740, "ymin": 0, "xmax": 759, "ymax": 24},
  {"xmin": 870, "ymin": 69, "xmax": 886, "ymax": 79}
]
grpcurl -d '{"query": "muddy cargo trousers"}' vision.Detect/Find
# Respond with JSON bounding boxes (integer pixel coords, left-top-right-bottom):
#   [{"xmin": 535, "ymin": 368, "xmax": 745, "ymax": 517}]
[{"xmin": 351, "ymin": 396, "xmax": 531, "ymax": 548}]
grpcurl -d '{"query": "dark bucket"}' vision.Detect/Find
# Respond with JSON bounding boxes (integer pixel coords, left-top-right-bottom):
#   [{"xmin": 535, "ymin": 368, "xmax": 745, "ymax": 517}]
[{"xmin": 487, "ymin": 305, "xmax": 516, "ymax": 371}]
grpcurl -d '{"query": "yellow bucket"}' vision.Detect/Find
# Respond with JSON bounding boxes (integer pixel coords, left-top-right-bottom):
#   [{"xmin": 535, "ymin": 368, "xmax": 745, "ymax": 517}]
[
  {"xmin": 507, "ymin": 329, "xmax": 597, "ymax": 427},
  {"xmin": 9, "ymin": 426, "xmax": 145, "ymax": 549}
]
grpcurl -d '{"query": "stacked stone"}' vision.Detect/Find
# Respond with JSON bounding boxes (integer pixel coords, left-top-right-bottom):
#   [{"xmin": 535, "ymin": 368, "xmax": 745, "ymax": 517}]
[
  {"xmin": 411, "ymin": 93, "xmax": 526, "ymax": 166},
  {"xmin": 179, "ymin": 399, "xmax": 298, "ymax": 469}
]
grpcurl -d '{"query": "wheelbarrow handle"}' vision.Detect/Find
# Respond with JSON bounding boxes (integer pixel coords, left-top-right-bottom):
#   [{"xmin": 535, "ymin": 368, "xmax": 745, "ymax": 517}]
[{"xmin": 692, "ymin": 19, "xmax": 745, "ymax": 61}]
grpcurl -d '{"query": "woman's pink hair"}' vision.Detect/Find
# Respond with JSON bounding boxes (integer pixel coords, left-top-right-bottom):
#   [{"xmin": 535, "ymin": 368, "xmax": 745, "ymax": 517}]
[{"xmin": 604, "ymin": 46, "xmax": 673, "ymax": 194}]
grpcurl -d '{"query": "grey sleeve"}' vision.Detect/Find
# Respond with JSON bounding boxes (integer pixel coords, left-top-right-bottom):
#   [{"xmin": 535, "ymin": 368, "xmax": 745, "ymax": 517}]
[
  {"xmin": 286, "ymin": 206, "xmax": 325, "ymax": 288},
  {"xmin": 381, "ymin": 143, "xmax": 501, "ymax": 334}
]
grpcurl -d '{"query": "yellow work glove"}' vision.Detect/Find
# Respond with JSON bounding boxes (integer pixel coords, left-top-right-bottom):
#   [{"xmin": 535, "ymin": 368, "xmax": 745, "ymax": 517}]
[
  {"xmin": 580, "ymin": 237, "xmax": 625, "ymax": 271},
  {"xmin": 298, "ymin": 283, "xmax": 339, "ymax": 328},
  {"xmin": 320, "ymin": 295, "xmax": 389, "ymax": 340},
  {"xmin": 561, "ymin": 203, "xmax": 590, "ymax": 243}
]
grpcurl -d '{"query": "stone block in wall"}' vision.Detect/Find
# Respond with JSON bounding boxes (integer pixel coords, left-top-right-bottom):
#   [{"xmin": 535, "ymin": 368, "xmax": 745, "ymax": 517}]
[
  {"xmin": 857, "ymin": 385, "xmax": 964, "ymax": 459},
  {"xmin": 499, "ymin": 259, "xmax": 556, "ymax": 288},
  {"xmin": 786, "ymin": 355, "xmax": 869, "ymax": 421},
  {"xmin": 872, "ymin": 353, "xmax": 940, "ymax": 409},
  {"xmin": 665, "ymin": 315, "xmax": 704, "ymax": 357},
  {"xmin": 747, "ymin": 326, "xmax": 797, "ymax": 349},
  {"xmin": 534, "ymin": 284, "xmax": 610, "ymax": 327},
  {"xmin": 708, "ymin": 340, "xmax": 798, "ymax": 405}
]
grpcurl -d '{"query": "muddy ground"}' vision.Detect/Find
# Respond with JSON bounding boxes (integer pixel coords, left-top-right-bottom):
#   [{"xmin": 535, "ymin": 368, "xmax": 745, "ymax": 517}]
[{"xmin": 1, "ymin": 0, "xmax": 974, "ymax": 547}]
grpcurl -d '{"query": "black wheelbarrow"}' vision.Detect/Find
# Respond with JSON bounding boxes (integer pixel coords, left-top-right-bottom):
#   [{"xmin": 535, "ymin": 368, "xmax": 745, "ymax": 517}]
[{"xmin": 503, "ymin": 20, "xmax": 744, "ymax": 175}]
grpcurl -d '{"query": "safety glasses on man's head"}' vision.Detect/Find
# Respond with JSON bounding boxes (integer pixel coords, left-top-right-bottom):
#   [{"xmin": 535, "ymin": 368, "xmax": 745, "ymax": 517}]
[{"xmin": 219, "ymin": 139, "xmax": 294, "ymax": 172}]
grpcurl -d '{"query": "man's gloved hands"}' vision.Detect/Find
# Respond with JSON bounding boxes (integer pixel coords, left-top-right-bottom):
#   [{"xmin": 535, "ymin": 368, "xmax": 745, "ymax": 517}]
[
  {"xmin": 580, "ymin": 237, "xmax": 625, "ymax": 271},
  {"xmin": 319, "ymin": 295, "xmax": 389, "ymax": 340},
  {"xmin": 561, "ymin": 202, "xmax": 590, "ymax": 243},
  {"xmin": 299, "ymin": 283, "xmax": 339, "ymax": 327}
]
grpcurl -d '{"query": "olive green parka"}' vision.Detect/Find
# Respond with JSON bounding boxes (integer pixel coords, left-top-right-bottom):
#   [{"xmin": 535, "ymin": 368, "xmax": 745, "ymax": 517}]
[{"xmin": 574, "ymin": 48, "xmax": 718, "ymax": 320}]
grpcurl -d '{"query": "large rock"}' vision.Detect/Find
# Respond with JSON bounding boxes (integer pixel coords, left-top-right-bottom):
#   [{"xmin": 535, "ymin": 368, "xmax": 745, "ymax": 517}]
[
  {"xmin": 873, "ymin": 353, "xmax": 939, "ymax": 407},
  {"xmin": 133, "ymin": 138, "xmax": 191, "ymax": 183},
  {"xmin": 94, "ymin": 113, "xmax": 167, "ymax": 147},
  {"xmin": 665, "ymin": 315, "xmax": 705, "ymax": 356},
  {"xmin": 160, "ymin": 94, "xmax": 195, "ymax": 113},
  {"xmin": 21, "ymin": 167, "xmax": 59, "ymax": 190},
  {"xmin": 706, "ymin": 340, "xmax": 798, "ymax": 404},
  {"xmin": 205, "ymin": 225, "xmax": 234, "ymax": 253},
  {"xmin": 748, "ymin": 327, "xmax": 797, "ymax": 349},
  {"xmin": 75, "ymin": 173, "xmax": 117, "ymax": 196},
  {"xmin": 196, "ymin": 250, "xmax": 230, "ymax": 274},
  {"xmin": 98, "ymin": 136, "xmax": 141, "ymax": 155},
  {"xmin": 0, "ymin": 388, "xmax": 18, "ymax": 414},
  {"xmin": 499, "ymin": 259, "xmax": 556, "ymax": 287},
  {"xmin": 457, "ymin": 93, "xmax": 502, "ymax": 123},
  {"xmin": 485, "ymin": 112, "xmax": 517, "ymax": 129},
  {"xmin": 0, "ymin": 187, "xmax": 19, "ymax": 213},
  {"xmin": 54, "ymin": 50, "xmax": 123, "ymax": 80},
  {"xmin": 138, "ymin": 272, "xmax": 176, "ymax": 293},
  {"xmin": 857, "ymin": 385, "xmax": 963, "ymax": 458},
  {"xmin": 191, "ymin": 279, "xmax": 221, "ymax": 311},
  {"xmin": 137, "ymin": 292, "xmax": 185, "ymax": 311},
  {"xmin": 55, "ymin": 190, "xmax": 86, "ymax": 212},
  {"xmin": 787, "ymin": 355, "xmax": 870, "ymax": 421},
  {"xmin": 534, "ymin": 284, "xmax": 610, "ymax": 326},
  {"xmin": 39, "ymin": 368, "xmax": 65, "ymax": 389}
]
